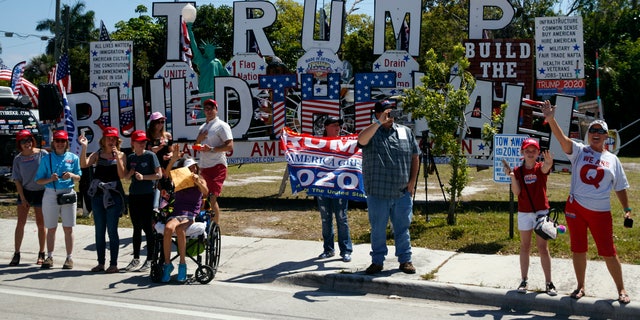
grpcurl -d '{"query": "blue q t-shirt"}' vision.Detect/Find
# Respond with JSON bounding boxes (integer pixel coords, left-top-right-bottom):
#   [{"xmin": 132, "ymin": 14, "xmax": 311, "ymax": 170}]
[{"xmin": 126, "ymin": 150, "xmax": 160, "ymax": 195}]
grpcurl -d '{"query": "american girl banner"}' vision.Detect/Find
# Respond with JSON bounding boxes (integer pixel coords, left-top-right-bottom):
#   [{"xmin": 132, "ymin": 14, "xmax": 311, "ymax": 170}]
[{"xmin": 280, "ymin": 127, "xmax": 366, "ymax": 201}]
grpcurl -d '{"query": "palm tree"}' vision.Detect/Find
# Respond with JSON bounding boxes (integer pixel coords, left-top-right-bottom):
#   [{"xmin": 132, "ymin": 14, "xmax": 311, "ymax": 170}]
[{"xmin": 35, "ymin": 1, "xmax": 95, "ymax": 57}]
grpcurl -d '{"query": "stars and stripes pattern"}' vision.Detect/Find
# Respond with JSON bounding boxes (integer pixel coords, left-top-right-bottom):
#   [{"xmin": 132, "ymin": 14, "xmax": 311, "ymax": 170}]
[
  {"xmin": 353, "ymin": 72, "xmax": 396, "ymax": 131},
  {"xmin": 300, "ymin": 73, "xmax": 340, "ymax": 134},
  {"xmin": 48, "ymin": 53, "xmax": 72, "ymax": 93},
  {"xmin": 62, "ymin": 89, "xmax": 81, "ymax": 155},
  {"xmin": 10, "ymin": 61, "xmax": 26, "ymax": 95},
  {"xmin": 0, "ymin": 68, "xmax": 39, "ymax": 107},
  {"xmin": 99, "ymin": 20, "xmax": 111, "ymax": 41},
  {"xmin": 259, "ymin": 74, "xmax": 298, "ymax": 137}
]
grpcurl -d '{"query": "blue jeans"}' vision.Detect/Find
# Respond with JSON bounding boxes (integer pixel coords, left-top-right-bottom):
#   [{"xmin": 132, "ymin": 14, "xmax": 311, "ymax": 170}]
[
  {"xmin": 366, "ymin": 191, "xmax": 413, "ymax": 265},
  {"xmin": 318, "ymin": 197, "xmax": 352, "ymax": 256},
  {"xmin": 92, "ymin": 192, "xmax": 123, "ymax": 266}
]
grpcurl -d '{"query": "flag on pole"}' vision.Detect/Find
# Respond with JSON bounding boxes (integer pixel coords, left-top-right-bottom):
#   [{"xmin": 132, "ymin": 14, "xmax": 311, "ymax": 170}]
[
  {"xmin": 99, "ymin": 20, "xmax": 111, "ymax": 41},
  {"xmin": 49, "ymin": 54, "xmax": 72, "ymax": 93},
  {"xmin": 62, "ymin": 89, "xmax": 81, "ymax": 155},
  {"xmin": 10, "ymin": 61, "xmax": 26, "ymax": 95},
  {"xmin": 180, "ymin": 18, "xmax": 193, "ymax": 67}
]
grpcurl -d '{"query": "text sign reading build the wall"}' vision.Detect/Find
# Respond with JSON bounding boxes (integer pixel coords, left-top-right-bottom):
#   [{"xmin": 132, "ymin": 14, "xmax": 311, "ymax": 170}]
[
  {"xmin": 493, "ymin": 134, "xmax": 529, "ymax": 183},
  {"xmin": 534, "ymin": 16, "xmax": 585, "ymax": 96},
  {"xmin": 89, "ymin": 41, "xmax": 134, "ymax": 101}
]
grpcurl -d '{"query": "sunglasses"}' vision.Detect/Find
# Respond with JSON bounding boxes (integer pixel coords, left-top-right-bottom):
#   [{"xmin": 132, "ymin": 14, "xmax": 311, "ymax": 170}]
[
  {"xmin": 588, "ymin": 128, "xmax": 607, "ymax": 134},
  {"xmin": 19, "ymin": 139, "xmax": 33, "ymax": 145},
  {"xmin": 157, "ymin": 121, "xmax": 165, "ymax": 124},
  {"xmin": 54, "ymin": 139, "xmax": 68, "ymax": 143},
  {"xmin": 204, "ymin": 106, "xmax": 215, "ymax": 111}
]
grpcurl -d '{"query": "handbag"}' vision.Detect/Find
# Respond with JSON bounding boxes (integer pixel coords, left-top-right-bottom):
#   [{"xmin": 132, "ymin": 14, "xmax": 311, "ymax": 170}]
[
  {"xmin": 534, "ymin": 210, "xmax": 558, "ymax": 240},
  {"xmin": 50, "ymin": 153, "xmax": 77, "ymax": 205},
  {"xmin": 519, "ymin": 163, "xmax": 557, "ymax": 240},
  {"xmin": 57, "ymin": 192, "xmax": 77, "ymax": 205}
]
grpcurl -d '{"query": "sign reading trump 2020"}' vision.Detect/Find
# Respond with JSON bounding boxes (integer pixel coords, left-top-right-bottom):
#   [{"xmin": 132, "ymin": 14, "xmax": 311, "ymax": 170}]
[{"xmin": 281, "ymin": 127, "xmax": 366, "ymax": 201}]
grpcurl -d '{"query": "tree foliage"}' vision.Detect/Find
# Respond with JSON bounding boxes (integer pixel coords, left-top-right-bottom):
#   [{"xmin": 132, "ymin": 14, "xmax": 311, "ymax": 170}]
[{"xmin": 402, "ymin": 45, "xmax": 475, "ymax": 224}]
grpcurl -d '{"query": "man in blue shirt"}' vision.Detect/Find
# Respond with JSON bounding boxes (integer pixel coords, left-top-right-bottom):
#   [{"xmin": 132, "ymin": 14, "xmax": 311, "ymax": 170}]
[{"xmin": 357, "ymin": 100, "xmax": 420, "ymax": 274}]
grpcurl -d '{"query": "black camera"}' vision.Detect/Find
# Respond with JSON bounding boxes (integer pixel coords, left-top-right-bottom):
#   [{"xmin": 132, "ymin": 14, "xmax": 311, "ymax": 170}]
[
  {"xmin": 624, "ymin": 217, "xmax": 633, "ymax": 228},
  {"xmin": 389, "ymin": 109, "xmax": 403, "ymax": 119}
]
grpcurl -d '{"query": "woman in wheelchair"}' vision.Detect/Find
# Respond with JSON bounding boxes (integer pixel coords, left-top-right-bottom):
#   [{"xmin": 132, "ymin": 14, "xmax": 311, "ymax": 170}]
[{"xmin": 162, "ymin": 144, "xmax": 208, "ymax": 282}]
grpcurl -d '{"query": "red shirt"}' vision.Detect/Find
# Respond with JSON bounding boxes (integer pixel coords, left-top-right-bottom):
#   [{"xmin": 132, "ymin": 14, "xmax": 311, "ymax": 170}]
[{"xmin": 514, "ymin": 162, "xmax": 550, "ymax": 213}]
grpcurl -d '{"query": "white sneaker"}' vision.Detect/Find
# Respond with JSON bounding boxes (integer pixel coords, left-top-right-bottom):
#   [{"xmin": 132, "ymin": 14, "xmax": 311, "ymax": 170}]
[
  {"xmin": 137, "ymin": 260, "xmax": 152, "ymax": 273},
  {"xmin": 124, "ymin": 258, "xmax": 140, "ymax": 271}
]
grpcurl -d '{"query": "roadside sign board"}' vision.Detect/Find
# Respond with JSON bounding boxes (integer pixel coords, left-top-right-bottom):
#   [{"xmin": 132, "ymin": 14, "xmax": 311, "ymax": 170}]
[
  {"xmin": 493, "ymin": 134, "xmax": 529, "ymax": 183},
  {"xmin": 534, "ymin": 16, "xmax": 585, "ymax": 96}
]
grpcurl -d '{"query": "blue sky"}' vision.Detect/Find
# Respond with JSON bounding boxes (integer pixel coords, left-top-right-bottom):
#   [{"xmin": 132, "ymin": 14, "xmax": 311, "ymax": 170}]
[{"xmin": 0, "ymin": 0, "xmax": 374, "ymax": 69}]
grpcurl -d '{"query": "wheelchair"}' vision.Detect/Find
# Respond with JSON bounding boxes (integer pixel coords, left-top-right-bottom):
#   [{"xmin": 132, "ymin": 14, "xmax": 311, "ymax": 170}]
[{"xmin": 149, "ymin": 197, "xmax": 221, "ymax": 284}]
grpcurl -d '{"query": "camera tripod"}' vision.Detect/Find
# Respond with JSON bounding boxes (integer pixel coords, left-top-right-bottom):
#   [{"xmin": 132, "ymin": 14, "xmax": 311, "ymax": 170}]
[{"xmin": 417, "ymin": 131, "xmax": 447, "ymax": 221}]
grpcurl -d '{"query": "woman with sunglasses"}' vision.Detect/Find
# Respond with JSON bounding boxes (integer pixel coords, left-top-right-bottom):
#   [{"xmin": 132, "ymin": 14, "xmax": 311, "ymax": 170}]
[
  {"xmin": 146, "ymin": 112, "xmax": 173, "ymax": 208},
  {"xmin": 542, "ymin": 100, "xmax": 632, "ymax": 304},
  {"xmin": 35, "ymin": 130, "xmax": 82, "ymax": 270},
  {"xmin": 9, "ymin": 130, "xmax": 47, "ymax": 266}
]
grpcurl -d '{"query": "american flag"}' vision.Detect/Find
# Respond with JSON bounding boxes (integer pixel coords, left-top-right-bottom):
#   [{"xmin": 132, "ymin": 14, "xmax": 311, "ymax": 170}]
[
  {"xmin": 10, "ymin": 61, "xmax": 26, "ymax": 95},
  {"xmin": 49, "ymin": 53, "xmax": 72, "ymax": 93},
  {"xmin": 180, "ymin": 18, "xmax": 192, "ymax": 67},
  {"xmin": 0, "ymin": 68, "xmax": 39, "ymax": 107},
  {"xmin": 99, "ymin": 20, "xmax": 111, "ymax": 41}
]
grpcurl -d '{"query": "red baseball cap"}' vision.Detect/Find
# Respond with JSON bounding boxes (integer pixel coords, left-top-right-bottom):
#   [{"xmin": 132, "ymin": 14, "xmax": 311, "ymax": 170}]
[
  {"xmin": 16, "ymin": 129, "xmax": 33, "ymax": 141},
  {"xmin": 521, "ymin": 138, "xmax": 540, "ymax": 150},
  {"xmin": 53, "ymin": 130, "xmax": 68, "ymax": 140},
  {"xmin": 131, "ymin": 130, "xmax": 148, "ymax": 142},
  {"xmin": 103, "ymin": 127, "xmax": 119, "ymax": 137},
  {"xmin": 203, "ymin": 99, "xmax": 218, "ymax": 108}
]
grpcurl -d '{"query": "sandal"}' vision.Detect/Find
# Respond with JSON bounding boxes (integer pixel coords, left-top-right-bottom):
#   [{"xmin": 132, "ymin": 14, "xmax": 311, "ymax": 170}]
[
  {"xmin": 618, "ymin": 293, "xmax": 631, "ymax": 304},
  {"xmin": 570, "ymin": 289, "xmax": 585, "ymax": 300},
  {"xmin": 36, "ymin": 252, "xmax": 45, "ymax": 265},
  {"xmin": 91, "ymin": 264, "xmax": 105, "ymax": 272}
]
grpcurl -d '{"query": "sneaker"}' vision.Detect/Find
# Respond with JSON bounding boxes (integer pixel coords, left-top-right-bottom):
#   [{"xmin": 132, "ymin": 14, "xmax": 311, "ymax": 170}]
[
  {"xmin": 162, "ymin": 263, "xmax": 174, "ymax": 283},
  {"xmin": 318, "ymin": 251, "xmax": 335, "ymax": 259},
  {"xmin": 546, "ymin": 282, "xmax": 558, "ymax": 296},
  {"xmin": 124, "ymin": 258, "xmax": 140, "ymax": 271},
  {"xmin": 36, "ymin": 252, "xmax": 45, "ymax": 265},
  {"xmin": 177, "ymin": 263, "xmax": 187, "ymax": 283},
  {"xmin": 341, "ymin": 253, "xmax": 352, "ymax": 263},
  {"xmin": 40, "ymin": 257, "xmax": 53, "ymax": 269},
  {"xmin": 517, "ymin": 280, "xmax": 528, "ymax": 293},
  {"xmin": 365, "ymin": 263, "xmax": 383, "ymax": 275},
  {"xmin": 137, "ymin": 260, "xmax": 152, "ymax": 273},
  {"xmin": 9, "ymin": 252, "xmax": 20, "ymax": 266},
  {"xmin": 62, "ymin": 258, "xmax": 73, "ymax": 269},
  {"xmin": 399, "ymin": 262, "xmax": 416, "ymax": 274}
]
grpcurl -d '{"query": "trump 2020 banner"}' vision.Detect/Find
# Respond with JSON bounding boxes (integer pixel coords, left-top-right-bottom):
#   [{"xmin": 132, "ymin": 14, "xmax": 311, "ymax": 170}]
[{"xmin": 280, "ymin": 127, "xmax": 366, "ymax": 202}]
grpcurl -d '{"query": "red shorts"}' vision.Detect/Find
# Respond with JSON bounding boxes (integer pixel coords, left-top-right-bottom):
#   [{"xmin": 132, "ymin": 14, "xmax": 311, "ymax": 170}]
[
  {"xmin": 200, "ymin": 164, "xmax": 227, "ymax": 197},
  {"xmin": 564, "ymin": 196, "xmax": 616, "ymax": 256}
]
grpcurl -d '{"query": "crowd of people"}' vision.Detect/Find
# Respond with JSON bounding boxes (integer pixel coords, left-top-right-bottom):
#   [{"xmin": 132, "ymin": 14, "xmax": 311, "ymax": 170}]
[
  {"xmin": 8, "ymin": 99, "xmax": 233, "ymax": 284},
  {"xmin": 6, "ymin": 99, "xmax": 634, "ymax": 303}
]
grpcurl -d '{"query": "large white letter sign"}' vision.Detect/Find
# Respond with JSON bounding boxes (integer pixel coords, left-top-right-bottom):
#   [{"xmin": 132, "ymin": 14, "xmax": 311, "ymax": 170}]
[
  {"xmin": 153, "ymin": 2, "xmax": 194, "ymax": 60},
  {"xmin": 468, "ymin": 0, "xmax": 515, "ymax": 39},
  {"xmin": 214, "ymin": 76, "xmax": 254, "ymax": 139},
  {"xmin": 233, "ymin": 1, "xmax": 276, "ymax": 56},
  {"xmin": 301, "ymin": 0, "xmax": 344, "ymax": 53},
  {"xmin": 373, "ymin": 0, "xmax": 422, "ymax": 56}
]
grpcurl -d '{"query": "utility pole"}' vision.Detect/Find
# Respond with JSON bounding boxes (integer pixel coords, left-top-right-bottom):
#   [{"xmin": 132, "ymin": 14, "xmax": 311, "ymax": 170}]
[{"xmin": 54, "ymin": 0, "xmax": 61, "ymax": 61}]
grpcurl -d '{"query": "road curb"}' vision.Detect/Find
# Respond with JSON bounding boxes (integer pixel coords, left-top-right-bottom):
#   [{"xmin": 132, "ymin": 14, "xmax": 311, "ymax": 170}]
[{"xmin": 280, "ymin": 272, "xmax": 640, "ymax": 319}]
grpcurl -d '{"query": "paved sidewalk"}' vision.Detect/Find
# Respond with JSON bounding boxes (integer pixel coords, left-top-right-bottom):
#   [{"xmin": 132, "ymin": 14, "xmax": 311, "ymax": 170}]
[{"xmin": 0, "ymin": 218, "xmax": 638, "ymax": 319}]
